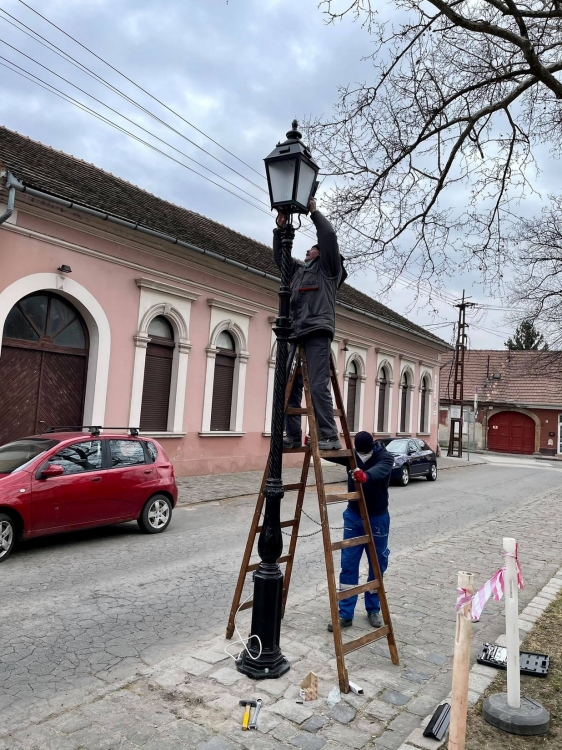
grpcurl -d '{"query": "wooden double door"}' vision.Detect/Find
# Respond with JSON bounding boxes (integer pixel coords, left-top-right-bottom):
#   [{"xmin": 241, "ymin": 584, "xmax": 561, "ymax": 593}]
[
  {"xmin": 488, "ymin": 411, "xmax": 536, "ymax": 454},
  {"xmin": 0, "ymin": 292, "xmax": 89, "ymax": 445}
]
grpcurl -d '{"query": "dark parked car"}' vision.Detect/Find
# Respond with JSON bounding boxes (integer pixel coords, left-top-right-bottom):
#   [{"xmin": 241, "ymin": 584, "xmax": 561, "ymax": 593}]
[
  {"xmin": 379, "ymin": 438, "xmax": 438, "ymax": 486},
  {"xmin": 0, "ymin": 430, "xmax": 178, "ymax": 562}
]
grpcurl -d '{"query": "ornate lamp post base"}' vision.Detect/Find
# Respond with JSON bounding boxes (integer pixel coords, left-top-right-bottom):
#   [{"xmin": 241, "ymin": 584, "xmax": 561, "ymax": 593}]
[{"xmin": 235, "ymin": 563, "xmax": 290, "ymax": 679}]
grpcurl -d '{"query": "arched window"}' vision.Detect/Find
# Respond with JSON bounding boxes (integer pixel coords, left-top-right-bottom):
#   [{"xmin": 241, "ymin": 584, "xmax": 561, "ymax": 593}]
[
  {"xmin": 399, "ymin": 370, "xmax": 412, "ymax": 433},
  {"xmin": 140, "ymin": 316, "xmax": 175, "ymax": 431},
  {"xmin": 377, "ymin": 366, "xmax": 388, "ymax": 433},
  {"xmin": 346, "ymin": 360, "xmax": 358, "ymax": 432},
  {"xmin": 211, "ymin": 331, "xmax": 236, "ymax": 431},
  {"xmin": 420, "ymin": 375, "xmax": 429, "ymax": 433},
  {"xmin": 0, "ymin": 292, "xmax": 88, "ymax": 443}
]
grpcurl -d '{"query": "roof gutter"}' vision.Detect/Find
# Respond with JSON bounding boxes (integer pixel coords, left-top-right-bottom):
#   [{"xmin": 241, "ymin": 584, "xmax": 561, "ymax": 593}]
[
  {"xmin": 0, "ymin": 171, "xmax": 16, "ymax": 225},
  {"xmin": 5, "ymin": 174, "xmax": 447, "ymax": 348}
]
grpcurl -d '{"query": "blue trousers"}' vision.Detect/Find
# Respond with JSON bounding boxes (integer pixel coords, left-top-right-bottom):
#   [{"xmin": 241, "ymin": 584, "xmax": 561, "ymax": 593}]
[{"xmin": 338, "ymin": 507, "xmax": 390, "ymax": 620}]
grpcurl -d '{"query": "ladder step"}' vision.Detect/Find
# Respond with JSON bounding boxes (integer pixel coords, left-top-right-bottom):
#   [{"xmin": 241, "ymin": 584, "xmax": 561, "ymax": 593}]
[
  {"xmin": 333, "ymin": 409, "xmax": 344, "ymax": 417},
  {"xmin": 286, "ymin": 407, "xmax": 309, "ymax": 415},
  {"xmin": 284, "ymin": 483, "xmax": 303, "ymax": 492},
  {"xmin": 239, "ymin": 599, "xmax": 253, "ymax": 612},
  {"xmin": 336, "ymin": 579, "xmax": 380, "ymax": 601},
  {"xmin": 326, "ymin": 492, "xmax": 360, "ymax": 504},
  {"xmin": 319, "ymin": 449, "xmax": 353, "ymax": 458},
  {"xmin": 341, "ymin": 626, "xmax": 390, "ymax": 655},
  {"xmin": 247, "ymin": 554, "xmax": 291, "ymax": 572},
  {"xmin": 283, "ymin": 447, "xmax": 309, "ymax": 453},
  {"xmin": 256, "ymin": 519, "xmax": 296, "ymax": 532},
  {"xmin": 332, "ymin": 535, "xmax": 370, "ymax": 551}
]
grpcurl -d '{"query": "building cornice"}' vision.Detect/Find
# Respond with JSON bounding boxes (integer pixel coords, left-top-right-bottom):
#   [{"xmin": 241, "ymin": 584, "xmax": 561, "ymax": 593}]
[{"xmin": 136, "ymin": 277, "xmax": 200, "ymax": 301}]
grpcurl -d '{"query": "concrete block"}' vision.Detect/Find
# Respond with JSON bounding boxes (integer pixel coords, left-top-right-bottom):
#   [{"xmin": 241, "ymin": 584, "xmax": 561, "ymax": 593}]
[
  {"xmin": 405, "ymin": 727, "xmax": 447, "ymax": 749},
  {"xmin": 270, "ymin": 698, "xmax": 314, "ymax": 724},
  {"xmin": 468, "ymin": 690, "xmax": 480, "ymax": 705},
  {"xmin": 468, "ymin": 672, "xmax": 493, "ymax": 694},
  {"xmin": 209, "ymin": 667, "xmax": 246, "ymax": 686},
  {"xmin": 471, "ymin": 664, "xmax": 498, "ymax": 679},
  {"xmin": 518, "ymin": 619, "xmax": 534, "ymax": 633},
  {"xmin": 321, "ymin": 723, "xmax": 369, "ymax": 748}
]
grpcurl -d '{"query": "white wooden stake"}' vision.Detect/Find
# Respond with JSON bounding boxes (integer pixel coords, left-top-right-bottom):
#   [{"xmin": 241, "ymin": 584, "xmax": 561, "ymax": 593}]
[
  {"xmin": 503, "ymin": 537, "xmax": 521, "ymax": 709},
  {"xmin": 448, "ymin": 571, "xmax": 473, "ymax": 750}
]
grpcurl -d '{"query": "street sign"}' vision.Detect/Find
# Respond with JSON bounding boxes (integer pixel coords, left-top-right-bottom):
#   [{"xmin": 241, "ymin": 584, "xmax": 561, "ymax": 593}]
[{"xmin": 450, "ymin": 405, "xmax": 462, "ymax": 420}]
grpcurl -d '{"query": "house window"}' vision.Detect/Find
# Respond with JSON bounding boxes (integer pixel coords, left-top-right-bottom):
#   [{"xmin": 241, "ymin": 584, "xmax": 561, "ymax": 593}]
[
  {"xmin": 420, "ymin": 375, "xmax": 429, "ymax": 432},
  {"xmin": 210, "ymin": 331, "xmax": 236, "ymax": 431},
  {"xmin": 346, "ymin": 361, "xmax": 359, "ymax": 432},
  {"xmin": 377, "ymin": 367, "xmax": 388, "ymax": 433},
  {"xmin": 399, "ymin": 370, "xmax": 412, "ymax": 433},
  {"xmin": 139, "ymin": 316, "xmax": 174, "ymax": 432}
]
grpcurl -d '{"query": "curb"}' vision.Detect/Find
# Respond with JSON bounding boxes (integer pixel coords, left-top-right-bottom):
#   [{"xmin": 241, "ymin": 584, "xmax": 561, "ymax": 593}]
[{"xmin": 398, "ymin": 566, "xmax": 562, "ymax": 750}]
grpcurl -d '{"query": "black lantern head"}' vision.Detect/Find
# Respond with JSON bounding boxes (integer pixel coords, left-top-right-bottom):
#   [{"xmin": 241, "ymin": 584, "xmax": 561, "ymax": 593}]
[{"xmin": 264, "ymin": 120, "xmax": 320, "ymax": 215}]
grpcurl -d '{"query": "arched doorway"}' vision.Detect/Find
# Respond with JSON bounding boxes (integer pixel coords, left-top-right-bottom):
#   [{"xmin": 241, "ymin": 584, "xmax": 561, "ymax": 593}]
[
  {"xmin": 0, "ymin": 292, "xmax": 89, "ymax": 443},
  {"xmin": 488, "ymin": 411, "xmax": 535, "ymax": 454}
]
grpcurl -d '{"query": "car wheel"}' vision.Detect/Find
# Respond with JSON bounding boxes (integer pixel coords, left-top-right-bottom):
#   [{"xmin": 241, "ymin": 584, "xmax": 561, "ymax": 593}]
[
  {"xmin": 0, "ymin": 514, "xmax": 16, "ymax": 562},
  {"xmin": 427, "ymin": 463, "xmax": 438, "ymax": 481},
  {"xmin": 399, "ymin": 465, "xmax": 410, "ymax": 486},
  {"xmin": 138, "ymin": 494, "xmax": 172, "ymax": 534}
]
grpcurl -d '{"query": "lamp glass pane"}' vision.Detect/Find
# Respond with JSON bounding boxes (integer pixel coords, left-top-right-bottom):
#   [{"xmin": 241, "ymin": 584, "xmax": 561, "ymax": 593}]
[
  {"xmin": 268, "ymin": 159, "xmax": 296, "ymax": 204},
  {"xmin": 296, "ymin": 161, "xmax": 316, "ymax": 208}
]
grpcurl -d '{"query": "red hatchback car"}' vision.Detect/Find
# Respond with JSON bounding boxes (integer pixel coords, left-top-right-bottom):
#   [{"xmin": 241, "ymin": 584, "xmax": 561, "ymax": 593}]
[{"xmin": 0, "ymin": 429, "xmax": 178, "ymax": 562}]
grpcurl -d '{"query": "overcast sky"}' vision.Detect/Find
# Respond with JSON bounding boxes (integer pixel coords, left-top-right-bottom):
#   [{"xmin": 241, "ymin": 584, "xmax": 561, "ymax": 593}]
[{"xmin": 0, "ymin": 0, "xmax": 529, "ymax": 348}]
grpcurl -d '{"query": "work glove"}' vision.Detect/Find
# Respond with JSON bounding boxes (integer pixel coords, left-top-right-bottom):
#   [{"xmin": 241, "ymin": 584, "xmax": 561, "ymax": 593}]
[{"xmin": 351, "ymin": 468, "xmax": 367, "ymax": 484}]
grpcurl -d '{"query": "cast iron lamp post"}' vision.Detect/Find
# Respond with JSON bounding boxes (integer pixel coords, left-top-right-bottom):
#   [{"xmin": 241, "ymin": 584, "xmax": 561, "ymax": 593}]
[{"xmin": 236, "ymin": 121, "xmax": 319, "ymax": 679}]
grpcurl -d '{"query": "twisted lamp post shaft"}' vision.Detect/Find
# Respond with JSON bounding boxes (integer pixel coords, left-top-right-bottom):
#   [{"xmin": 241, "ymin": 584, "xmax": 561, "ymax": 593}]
[{"xmin": 236, "ymin": 221, "xmax": 293, "ymax": 679}]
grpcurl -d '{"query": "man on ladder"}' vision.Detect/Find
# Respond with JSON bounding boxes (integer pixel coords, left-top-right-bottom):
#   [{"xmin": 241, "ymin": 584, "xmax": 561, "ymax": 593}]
[
  {"xmin": 328, "ymin": 431, "xmax": 394, "ymax": 632},
  {"xmin": 274, "ymin": 198, "xmax": 347, "ymax": 451}
]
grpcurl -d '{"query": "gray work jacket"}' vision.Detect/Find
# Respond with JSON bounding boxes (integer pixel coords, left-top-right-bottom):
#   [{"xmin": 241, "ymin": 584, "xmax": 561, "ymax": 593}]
[{"xmin": 273, "ymin": 211, "xmax": 345, "ymax": 341}]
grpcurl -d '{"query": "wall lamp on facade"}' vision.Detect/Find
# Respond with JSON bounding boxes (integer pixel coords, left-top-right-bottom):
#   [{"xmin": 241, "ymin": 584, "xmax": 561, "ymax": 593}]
[
  {"xmin": 57, "ymin": 265, "xmax": 72, "ymax": 273},
  {"xmin": 342, "ymin": 339, "xmax": 349, "ymax": 352}
]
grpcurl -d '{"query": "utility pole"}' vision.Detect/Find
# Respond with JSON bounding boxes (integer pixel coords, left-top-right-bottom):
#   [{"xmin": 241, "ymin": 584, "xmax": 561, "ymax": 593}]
[{"xmin": 447, "ymin": 291, "xmax": 476, "ymax": 457}]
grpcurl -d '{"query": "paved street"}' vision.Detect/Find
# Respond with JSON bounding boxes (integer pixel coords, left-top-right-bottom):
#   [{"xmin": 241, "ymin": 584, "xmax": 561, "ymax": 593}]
[{"xmin": 2, "ymin": 456, "xmax": 562, "ymax": 748}]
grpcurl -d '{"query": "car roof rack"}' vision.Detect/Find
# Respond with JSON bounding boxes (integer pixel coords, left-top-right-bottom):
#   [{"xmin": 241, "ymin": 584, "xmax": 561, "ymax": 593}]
[{"xmin": 41, "ymin": 426, "xmax": 140, "ymax": 437}]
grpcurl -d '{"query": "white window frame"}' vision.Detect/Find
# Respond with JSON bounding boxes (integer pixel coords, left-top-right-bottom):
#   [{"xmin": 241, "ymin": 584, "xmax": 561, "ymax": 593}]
[
  {"xmin": 200, "ymin": 299, "xmax": 254, "ymax": 436},
  {"xmin": 342, "ymin": 352, "xmax": 366, "ymax": 434},
  {"xmin": 129, "ymin": 278, "xmax": 198, "ymax": 437},
  {"xmin": 374, "ymin": 360, "xmax": 393, "ymax": 434},
  {"xmin": 418, "ymin": 370, "xmax": 433, "ymax": 434},
  {"xmin": 398, "ymin": 365, "xmax": 415, "ymax": 435}
]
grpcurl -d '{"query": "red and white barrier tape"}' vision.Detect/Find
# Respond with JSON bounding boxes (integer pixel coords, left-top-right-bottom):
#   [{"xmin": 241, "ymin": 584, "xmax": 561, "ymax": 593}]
[{"xmin": 456, "ymin": 544, "xmax": 524, "ymax": 621}]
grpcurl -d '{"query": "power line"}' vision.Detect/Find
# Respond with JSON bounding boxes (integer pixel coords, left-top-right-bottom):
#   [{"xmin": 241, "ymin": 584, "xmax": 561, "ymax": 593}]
[
  {"xmin": 0, "ymin": 8, "xmax": 267, "ymax": 195},
  {"xmin": 0, "ymin": 58, "xmax": 276, "ymax": 218},
  {"xmin": 0, "ymin": 39, "xmax": 274, "ymax": 208},
  {"xmin": 15, "ymin": 0, "xmax": 265, "ymax": 178}
]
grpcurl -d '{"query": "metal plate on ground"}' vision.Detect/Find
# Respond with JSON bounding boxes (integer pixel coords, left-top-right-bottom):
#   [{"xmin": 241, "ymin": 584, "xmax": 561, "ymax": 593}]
[{"xmin": 478, "ymin": 643, "xmax": 550, "ymax": 677}]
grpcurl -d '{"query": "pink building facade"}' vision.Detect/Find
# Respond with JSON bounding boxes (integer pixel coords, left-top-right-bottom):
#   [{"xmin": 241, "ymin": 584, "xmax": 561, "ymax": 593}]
[{"xmin": 0, "ymin": 128, "xmax": 448, "ymax": 476}]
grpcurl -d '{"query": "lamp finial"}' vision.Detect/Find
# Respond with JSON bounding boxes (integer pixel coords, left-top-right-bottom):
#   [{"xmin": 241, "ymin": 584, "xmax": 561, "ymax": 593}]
[{"xmin": 286, "ymin": 120, "xmax": 302, "ymax": 140}]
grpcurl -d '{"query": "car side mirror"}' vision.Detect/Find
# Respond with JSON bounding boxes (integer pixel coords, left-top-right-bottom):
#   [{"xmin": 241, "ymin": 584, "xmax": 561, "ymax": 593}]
[{"xmin": 41, "ymin": 464, "xmax": 64, "ymax": 479}]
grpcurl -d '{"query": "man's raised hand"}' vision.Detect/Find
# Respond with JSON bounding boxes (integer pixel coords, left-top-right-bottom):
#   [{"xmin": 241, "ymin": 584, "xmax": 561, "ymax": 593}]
[
  {"xmin": 276, "ymin": 211, "xmax": 287, "ymax": 227},
  {"xmin": 308, "ymin": 198, "xmax": 317, "ymax": 214}
]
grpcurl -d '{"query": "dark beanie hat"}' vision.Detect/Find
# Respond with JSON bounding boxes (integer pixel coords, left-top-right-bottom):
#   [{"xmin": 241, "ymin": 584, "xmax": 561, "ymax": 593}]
[{"xmin": 354, "ymin": 431, "xmax": 374, "ymax": 453}]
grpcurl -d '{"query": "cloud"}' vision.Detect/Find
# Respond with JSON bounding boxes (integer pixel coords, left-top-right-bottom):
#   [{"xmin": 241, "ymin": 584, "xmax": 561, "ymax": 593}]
[{"xmin": 0, "ymin": 0, "xmax": 526, "ymax": 346}]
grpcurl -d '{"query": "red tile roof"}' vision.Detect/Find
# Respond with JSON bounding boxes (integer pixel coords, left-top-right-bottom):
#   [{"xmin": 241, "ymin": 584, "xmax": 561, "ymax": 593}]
[
  {"xmin": 0, "ymin": 126, "xmax": 448, "ymax": 347},
  {"xmin": 440, "ymin": 350, "xmax": 562, "ymax": 407}
]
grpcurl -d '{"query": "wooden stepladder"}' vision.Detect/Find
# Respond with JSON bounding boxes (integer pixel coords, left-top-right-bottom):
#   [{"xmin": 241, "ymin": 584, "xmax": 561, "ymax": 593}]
[{"xmin": 226, "ymin": 345, "xmax": 399, "ymax": 692}]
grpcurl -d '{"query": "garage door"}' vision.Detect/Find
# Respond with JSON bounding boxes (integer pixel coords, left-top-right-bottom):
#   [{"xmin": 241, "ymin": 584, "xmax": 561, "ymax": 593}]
[{"xmin": 488, "ymin": 411, "xmax": 535, "ymax": 454}]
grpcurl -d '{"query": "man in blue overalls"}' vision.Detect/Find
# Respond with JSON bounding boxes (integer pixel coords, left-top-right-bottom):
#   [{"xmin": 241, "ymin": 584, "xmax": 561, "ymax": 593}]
[{"xmin": 328, "ymin": 431, "xmax": 394, "ymax": 631}]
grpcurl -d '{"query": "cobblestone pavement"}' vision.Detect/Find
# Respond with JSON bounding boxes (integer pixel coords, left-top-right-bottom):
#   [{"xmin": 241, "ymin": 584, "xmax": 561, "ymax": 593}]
[
  {"xmin": 1, "ymin": 460, "xmax": 561, "ymax": 749},
  {"xmin": 175, "ymin": 456, "xmax": 487, "ymax": 506}
]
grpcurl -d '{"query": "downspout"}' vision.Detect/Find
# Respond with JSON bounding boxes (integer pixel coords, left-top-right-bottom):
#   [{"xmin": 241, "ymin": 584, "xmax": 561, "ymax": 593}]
[{"xmin": 0, "ymin": 171, "xmax": 16, "ymax": 225}]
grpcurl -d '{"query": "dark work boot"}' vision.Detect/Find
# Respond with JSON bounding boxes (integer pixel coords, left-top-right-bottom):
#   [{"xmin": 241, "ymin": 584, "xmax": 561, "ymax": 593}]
[
  {"xmin": 327, "ymin": 617, "xmax": 353, "ymax": 632},
  {"xmin": 318, "ymin": 437, "xmax": 342, "ymax": 451},
  {"xmin": 283, "ymin": 435, "xmax": 302, "ymax": 449},
  {"xmin": 368, "ymin": 611, "xmax": 383, "ymax": 628}
]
